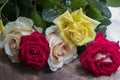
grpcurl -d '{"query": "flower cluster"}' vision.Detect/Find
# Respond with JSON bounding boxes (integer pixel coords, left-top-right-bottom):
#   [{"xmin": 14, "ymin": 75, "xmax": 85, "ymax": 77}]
[
  {"xmin": 3, "ymin": 17, "xmax": 50, "ymax": 69},
  {"xmin": 0, "ymin": 8, "xmax": 120, "ymax": 78}
]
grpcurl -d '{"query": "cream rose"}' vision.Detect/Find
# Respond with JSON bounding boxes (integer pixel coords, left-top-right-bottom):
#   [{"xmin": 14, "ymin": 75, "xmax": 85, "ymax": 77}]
[
  {"xmin": 3, "ymin": 17, "xmax": 34, "ymax": 63},
  {"xmin": 46, "ymin": 25, "xmax": 77, "ymax": 71}
]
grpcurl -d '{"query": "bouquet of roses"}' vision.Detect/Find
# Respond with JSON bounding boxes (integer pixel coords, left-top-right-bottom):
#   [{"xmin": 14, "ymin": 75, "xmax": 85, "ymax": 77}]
[{"xmin": 0, "ymin": 0, "xmax": 120, "ymax": 78}]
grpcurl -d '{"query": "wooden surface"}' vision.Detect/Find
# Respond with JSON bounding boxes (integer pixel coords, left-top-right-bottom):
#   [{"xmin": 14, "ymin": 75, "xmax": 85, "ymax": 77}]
[{"xmin": 0, "ymin": 49, "xmax": 120, "ymax": 80}]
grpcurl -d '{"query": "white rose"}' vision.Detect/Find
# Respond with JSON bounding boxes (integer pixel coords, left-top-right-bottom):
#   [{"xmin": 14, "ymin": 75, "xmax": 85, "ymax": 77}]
[
  {"xmin": 106, "ymin": 7, "xmax": 120, "ymax": 45},
  {"xmin": 46, "ymin": 26, "xmax": 78, "ymax": 71},
  {"xmin": 4, "ymin": 17, "xmax": 34, "ymax": 35},
  {"xmin": 3, "ymin": 17, "xmax": 34, "ymax": 63}
]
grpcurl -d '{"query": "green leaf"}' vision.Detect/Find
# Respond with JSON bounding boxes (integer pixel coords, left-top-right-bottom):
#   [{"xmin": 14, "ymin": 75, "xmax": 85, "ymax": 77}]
[
  {"xmin": 86, "ymin": 5, "xmax": 103, "ymax": 20},
  {"xmin": 49, "ymin": 0, "xmax": 62, "ymax": 3},
  {"xmin": 42, "ymin": 9, "xmax": 60, "ymax": 22},
  {"xmin": 53, "ymin": 5, "xmax": 65, "ymax": 13},
  {"xmin": 71, "ymin": 0, "xmax": 86, "ymax": 8},
  {"xmin": 100, "ymin": 1, "xmax": 111, "ymax": 19},
  {"xmin": 0, "ymin": 0, "xmax": 7, "ymax": 4},
  {"xmin": 2, "ymin": 1, "xmax": 17, "ymax": 20},
  {"xmin": 87, "ymin": 0, "xmax": 102, "ymax": 10},
  {"xmin": 95, "ymin": 25, "xmax": 107, "ymax": 36},
  {"xmin": 0, "ymin": 0, "xmax": 9, "ymax": 15},
  {"xmin": 100, "ymin": 19, "xmax": 111, "ymax": 26},
  {"xmin": 107, "ymin": 0, "xmax": 120, "ymax": 7},
  {"xmin": 19, "ymin": 0, "xmax": 33, "ymax": 8},
  {"xmin": 37, "ymin": 0, "xmax": 53, "ymax": 8},
  {"xmin": 14, "ymin": 0, "xmax": 19, "ymax": 17},
  {"xmin": 88, "ymin": 0, "xmax": 111, "ymax": 19},
  {"xmin": 30, "ymin": 7, "xmax": 46, "ymax": 32},
  {"xmin": 16, "ymin": 0, "xmax": 33, "ymax": 17}
]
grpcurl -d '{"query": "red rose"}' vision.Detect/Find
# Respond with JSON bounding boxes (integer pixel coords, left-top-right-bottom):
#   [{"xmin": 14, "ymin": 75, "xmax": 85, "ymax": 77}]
[
  {"xmin": 80, "ymin": 32, "xmax": 120, "ymax": 77},
  {"xmin": 18, "ymin": 31, "xmax": 50, "ymax": 69}
]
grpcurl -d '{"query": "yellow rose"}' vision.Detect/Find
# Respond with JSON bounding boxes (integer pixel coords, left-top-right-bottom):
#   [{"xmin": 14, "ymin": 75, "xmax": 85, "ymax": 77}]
[{"xmin": 53, "ymin": 8, "xmax": 100, "ymax": 48}]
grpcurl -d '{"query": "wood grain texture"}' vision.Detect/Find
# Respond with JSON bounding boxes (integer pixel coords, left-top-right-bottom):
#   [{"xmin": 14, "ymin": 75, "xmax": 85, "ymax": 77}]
[{"xmin": 0, "ymin": 49, "xmax": 120, "ymax": 80}]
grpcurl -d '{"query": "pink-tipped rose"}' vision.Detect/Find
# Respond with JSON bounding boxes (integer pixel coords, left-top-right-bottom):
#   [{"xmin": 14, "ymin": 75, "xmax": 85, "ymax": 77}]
[{"xmin": 80, "ymin": 32, "xmax": 120, "ymax": 77}]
